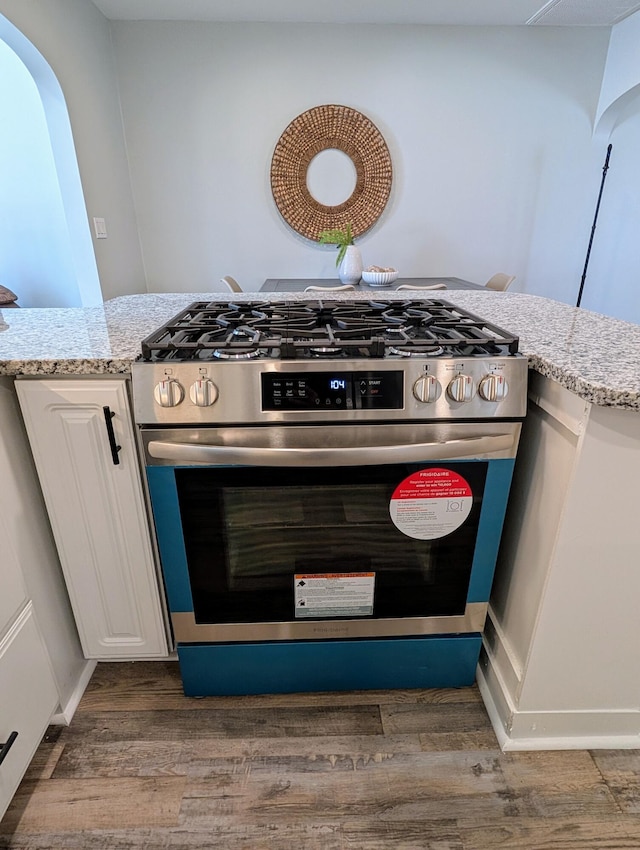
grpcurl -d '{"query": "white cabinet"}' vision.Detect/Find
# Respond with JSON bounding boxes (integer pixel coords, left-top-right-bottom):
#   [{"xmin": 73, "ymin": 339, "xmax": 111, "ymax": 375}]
[
  {"xmin": 0, "ymin": 376, "xmax": 87, "ymax": 820},
  {"xmin": 479, "ymin": 372, "xmax": 640, "ymax": 750},
  {"xmin": 0, "ymin": 528, "xmax": 28, "ymax": 635},
  {"xmin": 0, "ymin": 519, "xmax": 59, "ymax": 820},
  {"xmin": 16, "ymin": 378, "xmax": 168, "ymax": 660},
  {"xmin": 0, "ymin": 377, "xmax": 87, "ymax": 716}
]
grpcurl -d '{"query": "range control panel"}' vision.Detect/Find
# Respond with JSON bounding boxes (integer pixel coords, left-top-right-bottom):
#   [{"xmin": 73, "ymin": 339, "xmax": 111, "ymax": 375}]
[
  {"xmin": 261, "ymin": 371, "xmax": 404, "ymax": 411},
  {"xmin": 132, "ymin": 355, "xmax": 528, "ymax": 425}
]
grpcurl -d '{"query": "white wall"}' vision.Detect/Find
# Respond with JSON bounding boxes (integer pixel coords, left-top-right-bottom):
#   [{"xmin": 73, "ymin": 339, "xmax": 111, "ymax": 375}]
[
  {"xmin": 0, "ymin": 0, "xmax": 145, "ymax": 302},
  {"xmin": 3, "ymin": 9, "xmax": 636, "ymax": 323},
  {"xmin": 581, "ymin": 106, "xmax": 640, "ymax": 323},
  {"xmin": 596, "ymin": 9, "xmax": 640, "ymax": 127},
  {"xmin": 109, "ymin": 22, "xmax": 610, "ymax": 303},
  {"xmin": 0, "ymin": 40, "xmax": 82, "ymax": 307},
  {"xmin": 583, "ymin": 10, "xmax": 640, "ymax": 325}
]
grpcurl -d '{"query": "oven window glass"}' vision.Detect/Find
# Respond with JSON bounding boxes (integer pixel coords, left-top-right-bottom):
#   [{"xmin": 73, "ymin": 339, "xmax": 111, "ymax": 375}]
[{"xmin": 174, "ymin": 462, "xmax": 487, "ymax": 624}]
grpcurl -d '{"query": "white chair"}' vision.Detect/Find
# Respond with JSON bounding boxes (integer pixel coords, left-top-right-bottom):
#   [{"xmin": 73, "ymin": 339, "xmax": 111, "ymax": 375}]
[
  {"xmin": 304, "ymin": 284, "xmax": 355, "ymax": 292},
  {"xmin": 396, "ymin": 284, "xmax": 446, "ymax": 291},
  {"xmin": 220, "ymin": 275, "xmax": 243, "ymax": 293},
  {"xmin": 485, "ymin": 274, "xmax": 515, "ymax": 291}
]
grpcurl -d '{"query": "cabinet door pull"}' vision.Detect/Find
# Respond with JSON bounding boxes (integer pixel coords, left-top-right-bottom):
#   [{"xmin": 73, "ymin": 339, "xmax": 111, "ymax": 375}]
[
  {"xmin": 0, "ymin": 731, "xmax": 18, "ymax": 767},
  {"xmin": 103, "ymin": 406, "xmax": 122, "ymax": 465}
]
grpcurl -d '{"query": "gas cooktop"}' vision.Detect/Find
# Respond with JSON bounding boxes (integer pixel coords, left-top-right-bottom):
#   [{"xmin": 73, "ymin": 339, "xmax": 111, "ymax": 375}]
[
  {"xmin": 139, "ymin": 299, "xmax": 520, "ymax": 362},
  {"xmin": 132, "ymin": 299, "xmax": 528, "ymax": 425}
]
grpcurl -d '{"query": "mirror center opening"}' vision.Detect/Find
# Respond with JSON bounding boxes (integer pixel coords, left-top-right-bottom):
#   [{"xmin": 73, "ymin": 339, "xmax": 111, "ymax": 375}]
[{"xmin": 306, "ymin": 149, "xmax": 357, "ymax": 207}]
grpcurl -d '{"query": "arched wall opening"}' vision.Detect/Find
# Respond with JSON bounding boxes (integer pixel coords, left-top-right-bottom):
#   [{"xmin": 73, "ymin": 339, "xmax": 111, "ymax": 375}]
[{"xmin": 0, "ymin": 13, "xmax": 101, "ymax": 307}]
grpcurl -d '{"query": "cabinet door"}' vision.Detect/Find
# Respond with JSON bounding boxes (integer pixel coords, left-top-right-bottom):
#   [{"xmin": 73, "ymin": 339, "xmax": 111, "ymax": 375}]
[
  {"xmin": 0, "ymin": 605, "xmax": 59, "ymax": 820},
  {"xmin": 0, "ymin": 515, "xmax": 28, "ymax": 639},
  {"xmin": 16, "ymin": 379, "xmax": 168, "ymax": 659}
]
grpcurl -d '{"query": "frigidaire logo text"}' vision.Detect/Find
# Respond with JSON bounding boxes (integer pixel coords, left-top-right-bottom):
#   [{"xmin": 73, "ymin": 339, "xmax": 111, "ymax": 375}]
[{"xmin": 312, "ymin": 626, "xmax": 349, "ymax": 634}]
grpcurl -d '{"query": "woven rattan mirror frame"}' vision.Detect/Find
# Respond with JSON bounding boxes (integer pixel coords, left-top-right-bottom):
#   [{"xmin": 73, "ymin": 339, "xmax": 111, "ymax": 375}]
[{"xmin": 270, "ymin": 104, "xmax": 392, "ymax": 241}]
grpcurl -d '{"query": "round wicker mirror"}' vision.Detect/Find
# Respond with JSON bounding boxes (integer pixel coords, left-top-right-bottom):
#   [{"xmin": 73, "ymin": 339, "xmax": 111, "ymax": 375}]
[{"xmin": 270, "ymin": 104, "xmax": 392, "ymax": 241}]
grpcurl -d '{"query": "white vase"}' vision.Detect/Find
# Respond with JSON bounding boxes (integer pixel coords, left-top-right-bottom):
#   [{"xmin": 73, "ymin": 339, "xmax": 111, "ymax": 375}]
[{"xmin": 338, "ymin": 245, "xmax": 363, "ymax": 285}]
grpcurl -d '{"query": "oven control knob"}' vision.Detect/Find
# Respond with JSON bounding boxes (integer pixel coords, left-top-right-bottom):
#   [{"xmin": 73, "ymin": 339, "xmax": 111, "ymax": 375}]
[
  {"xmin": 153, "ymin": 379, "xmax": 185, "ymax": 408},
  {"xmin": 412, "ymin": 375, "xmax": 440, "ymax": 403},
  {"xmin": 478, "ymin": 373, "xmax": 509, "ymax": 402},
  {"xmin": 447, "ymin": 374, "xmax": 475, "ymax": 403},
  {"xmin": 189, "ymin": 378, "xmax": 218, "ymax": 407}
]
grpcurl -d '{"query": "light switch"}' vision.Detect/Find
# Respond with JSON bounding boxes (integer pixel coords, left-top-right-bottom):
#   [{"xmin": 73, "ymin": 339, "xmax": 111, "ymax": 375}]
[{"xmin": 93, "ymin": 217, "xmax": 108, "ymax": 239}]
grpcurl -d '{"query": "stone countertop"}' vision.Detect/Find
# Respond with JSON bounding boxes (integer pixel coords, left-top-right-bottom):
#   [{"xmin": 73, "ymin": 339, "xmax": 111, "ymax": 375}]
[{"xmin": 0, "ymin": 290, "xmax": 638, "ymax": 411}]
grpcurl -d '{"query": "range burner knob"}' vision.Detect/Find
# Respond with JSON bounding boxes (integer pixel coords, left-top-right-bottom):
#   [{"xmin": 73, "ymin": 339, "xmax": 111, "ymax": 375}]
[
  {"xmin": 153, "ymin": 379, "xmax": 185, "ymax": 408},
  {"xmin": 447, "ymin": 374, "xmax": 475, "ymax": 403},
  {"xmin": 189, "ymin": 378, "xmax": 218, "ymax": 407},
  {"xmin": 412, "ymin": 375, "xmax": 441, "ymax": 403},
  {"xmin": 478, "ymin": 373, "xmax": 509, "ymax": 402}
]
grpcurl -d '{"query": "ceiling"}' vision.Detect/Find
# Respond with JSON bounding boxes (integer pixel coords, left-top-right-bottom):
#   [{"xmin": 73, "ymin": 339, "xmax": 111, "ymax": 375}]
[{"xmin": 90, "ymin": 0, "xmax": 640, "ymax": 27}]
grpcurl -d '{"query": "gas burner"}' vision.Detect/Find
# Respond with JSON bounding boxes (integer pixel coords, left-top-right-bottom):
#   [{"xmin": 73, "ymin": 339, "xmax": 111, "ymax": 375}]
[
  {"xmin": 310, "ymin": 347, "xmax": 344, "ymax": 357},
  {"xmin": 383, "ymin": 323, "xmax": 446, "ymax": 350},
  {"xmin": 388, "ymin": 345, "xmax": 445, "ymax": 358},
  {"xmin": 212, "ymin": 348, "xmax": 268, "ymax": 361},
  {"xmin": 231, "ymin": 326, "xmax": 259, "ymax": 341}
]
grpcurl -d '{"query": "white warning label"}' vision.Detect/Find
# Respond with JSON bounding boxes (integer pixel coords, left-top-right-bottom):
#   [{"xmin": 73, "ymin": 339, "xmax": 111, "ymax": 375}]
[
  {"xmin": 389, "ymin": 467, "xmax": 473, "ymax": 540},
  {"xmin": 294, "ymin": 573, "xmax": 375, "ymax": 619}
]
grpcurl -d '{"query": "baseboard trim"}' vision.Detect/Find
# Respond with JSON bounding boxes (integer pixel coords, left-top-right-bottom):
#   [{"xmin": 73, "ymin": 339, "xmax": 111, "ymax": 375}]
[
  {"xmin": 483, "ymin": 607, "xmax": 523, "ymax": 696},
  {"xmin": 50, "ymin": 660, "xmax": 97, "ymax": 726},
  {"xmin": 478, "ymin": 646, "xmax": 640, "ymax": 751},
  {"xmin": 477, "ymin": 643, "xmax": 517, "ymax": 749}
]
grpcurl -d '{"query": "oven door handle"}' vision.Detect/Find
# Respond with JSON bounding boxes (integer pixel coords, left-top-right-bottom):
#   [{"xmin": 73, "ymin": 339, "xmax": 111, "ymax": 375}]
[{"xmin": 146, "ymin": 433, "xmax": 515, "ymax": 467}]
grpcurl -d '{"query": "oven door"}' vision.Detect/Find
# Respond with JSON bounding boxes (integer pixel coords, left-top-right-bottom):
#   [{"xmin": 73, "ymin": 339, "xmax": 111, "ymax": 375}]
[{"xmin": 142, "ymin": 421, "xmax": 520, "ymax": 643}]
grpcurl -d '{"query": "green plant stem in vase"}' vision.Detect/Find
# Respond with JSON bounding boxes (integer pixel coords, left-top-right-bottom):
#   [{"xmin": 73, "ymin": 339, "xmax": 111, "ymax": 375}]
[
  {"xmin": 318, "ymin": 223, "xmax": 363, "ymax": 284},
  {"xmin": 318, "ymin": 223, "xmax": 354, "ymax": 267}
]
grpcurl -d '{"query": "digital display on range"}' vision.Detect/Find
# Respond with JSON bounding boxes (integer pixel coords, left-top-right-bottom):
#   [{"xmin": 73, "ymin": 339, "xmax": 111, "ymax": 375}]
[{"xmin": 261, "ymin": 371, "xmax": 403, "ymax": 411}]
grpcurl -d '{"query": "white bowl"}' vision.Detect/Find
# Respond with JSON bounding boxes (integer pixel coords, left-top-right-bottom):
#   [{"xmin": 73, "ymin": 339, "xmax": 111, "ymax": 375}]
[{"xmin": 361, "ymin": 270, "xmax": 400, "ymax": 287}]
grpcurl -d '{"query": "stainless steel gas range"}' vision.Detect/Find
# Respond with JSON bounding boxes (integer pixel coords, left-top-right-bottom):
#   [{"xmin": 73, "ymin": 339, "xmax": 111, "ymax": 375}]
[{"xmin": 132, "ymin": 298, "xmax": 528, "ymax": 696}]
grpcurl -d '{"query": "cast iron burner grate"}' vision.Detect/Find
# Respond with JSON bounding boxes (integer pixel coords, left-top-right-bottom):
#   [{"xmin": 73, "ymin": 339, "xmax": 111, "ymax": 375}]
[{"xmin": 139, "ymin": 299, "xmax": 520, "ymax": 362}]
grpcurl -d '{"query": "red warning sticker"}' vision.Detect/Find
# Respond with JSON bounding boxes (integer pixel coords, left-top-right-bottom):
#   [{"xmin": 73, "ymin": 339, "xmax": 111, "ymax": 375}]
[{"xmin": 389, "ymin": 468, "xmax": 473, "ymax": 540}]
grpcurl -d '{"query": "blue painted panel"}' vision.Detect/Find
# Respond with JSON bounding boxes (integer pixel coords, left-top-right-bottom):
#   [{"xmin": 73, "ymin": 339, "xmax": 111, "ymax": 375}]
[
  {"xmin": 467, "ymin": 458, "xmax": 515, "ymax": 602},
  {"xmin": 177, "ymin": 635, "xmax": 482, "ymax": 696},
  {"xmin": 145, "ymin": 466, "xmax": 194, "ymax": 612}
]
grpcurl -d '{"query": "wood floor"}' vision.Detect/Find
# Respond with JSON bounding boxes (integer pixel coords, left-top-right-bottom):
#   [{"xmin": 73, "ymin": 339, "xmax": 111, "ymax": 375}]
[{"xmin": 1, "ymin": 661, "xmax": 640, "ymax": 849}]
